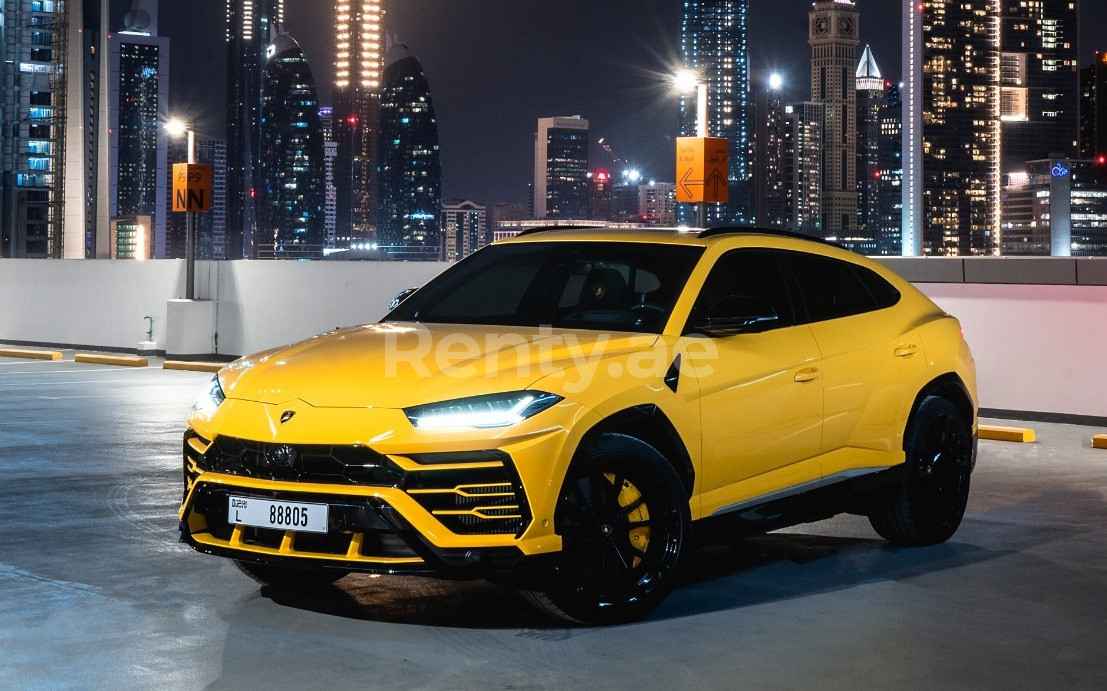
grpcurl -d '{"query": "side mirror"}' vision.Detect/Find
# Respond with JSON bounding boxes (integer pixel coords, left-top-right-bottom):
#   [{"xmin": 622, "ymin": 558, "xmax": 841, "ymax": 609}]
[
  {"xmin": 694, "ymin": 295, "xmax": 779, "ymax": 336},
  {"xmin": 389, "ymin": 287, "xmax": 419, "ymax": 311}
]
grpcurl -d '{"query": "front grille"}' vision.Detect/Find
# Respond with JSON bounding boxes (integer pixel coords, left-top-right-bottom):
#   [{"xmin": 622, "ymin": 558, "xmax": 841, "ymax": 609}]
[
  {"xmin": 401, "ymin": 451, "xmax": 531, "ymax": 536},
  {"xmin": 197, "ymin": 436, "xmax": 403, "ymax": 487},
  {"xmin": 184, "ymin": 433, "xmax": 533, "ymax": 537}
]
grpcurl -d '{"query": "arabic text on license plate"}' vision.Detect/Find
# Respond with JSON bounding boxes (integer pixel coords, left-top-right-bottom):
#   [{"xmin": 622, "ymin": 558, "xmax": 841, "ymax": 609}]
[{"xmin": 227, "ymin": 496, "xmax": 328, "ymax": 534}]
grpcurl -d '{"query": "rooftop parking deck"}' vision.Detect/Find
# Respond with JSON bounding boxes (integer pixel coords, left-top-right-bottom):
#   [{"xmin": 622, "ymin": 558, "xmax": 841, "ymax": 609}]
[{"xmin": 1, "ymin": 355, "xmax": 1105, "ymax": 689}]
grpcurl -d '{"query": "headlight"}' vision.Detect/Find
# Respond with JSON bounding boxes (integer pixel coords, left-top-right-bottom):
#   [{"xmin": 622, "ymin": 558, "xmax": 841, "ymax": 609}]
[
  {"xmin": 192, "ymin": 375, "xmax": 226, "ymax": 415},
  {"xmin": 404, "ymin": 391, "xmax": 562, "ymax": 430}
]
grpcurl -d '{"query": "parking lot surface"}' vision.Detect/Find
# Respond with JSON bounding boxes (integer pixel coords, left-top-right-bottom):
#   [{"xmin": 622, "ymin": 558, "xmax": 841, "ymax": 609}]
[{"xmin": 2, "ymin": 354, "xmax": 1106, "ymax": 689}]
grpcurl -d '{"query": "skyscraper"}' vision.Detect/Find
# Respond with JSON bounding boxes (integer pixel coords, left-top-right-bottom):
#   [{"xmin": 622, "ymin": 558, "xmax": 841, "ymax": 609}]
[
  {"xmin": 258, "ymin": 34, "xmax": 326, "ymax": 259},
  {"xmin": 225, "ymin": 0, "xmax": 284, "ymax": 260},
  {"xmin": 999, "ymin": 0, "xmax": 1079, "ymax": 173},
  {"xmin": 809, "ymin": 0, "xmax": 859, "ymax": 237},
  {"xmin": 876, "ymin": 83, "xmax": 904, "ymax": 256},
  {"xmin": 333, "ymin": 1, "xmax": 384, "ymax": 242},
  {"xmin": 783, "ymin": 102, "xmax": 824, "ymax": 236},
  {"xmin": 680, "ymin": 0, "xmax": 751, "ymax": 225},
  {"xmin": 62, "ymin": 0, "xmax": 110, "ymax": 259},
  {"xmin": 441, "ymin": 200, "xmax": 486, "ymax": 261},
  {"xmin": 856, "ymin": 45, "xmax": 884, "ymax": 236},
  {"xmin": 750, "ymin": 71, "xmax": 788, "ymax": 229},
  {"xmin": 376, "ymin": 43, "xmax": 442, "ymax": 260},
  {"xmin": 109, "ymin": 7, "xmax": 169, "ymax": 258},
  {"xmin": 2, "ymin": 1, "xmax": 70, "ymax": 258},
  {"xmin": 319, "ymin": 106, "xmax": 338, "ymax": 250},
  {"xmin": 1080, "ymin": 53, "xmax": 1107, "ymax": 159},
  {"xmin": 533, "ymin": 116, "xmax": 590, "ymax": 219},
  {"xmin": 903, "ymin": 0, "xmax": 1000, "ymax": 256}
]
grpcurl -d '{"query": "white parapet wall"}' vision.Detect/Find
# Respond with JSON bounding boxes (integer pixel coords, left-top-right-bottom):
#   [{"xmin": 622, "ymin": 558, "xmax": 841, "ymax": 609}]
[{"xmin": 1, "ymin": 257, "xmax": 1104, "ymax": 419}]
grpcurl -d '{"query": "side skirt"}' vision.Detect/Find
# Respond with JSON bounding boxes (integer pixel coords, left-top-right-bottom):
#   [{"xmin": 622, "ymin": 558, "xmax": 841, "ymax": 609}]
[{"xmin": 692, "ymin": 466, "xmax": 904, "ymax": 545}]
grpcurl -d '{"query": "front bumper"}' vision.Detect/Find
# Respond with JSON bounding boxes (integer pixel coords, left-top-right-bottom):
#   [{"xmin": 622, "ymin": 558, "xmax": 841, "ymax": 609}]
[{"xmin": 179, "ymin": 397, "xmax": 588, "ymax": 577}]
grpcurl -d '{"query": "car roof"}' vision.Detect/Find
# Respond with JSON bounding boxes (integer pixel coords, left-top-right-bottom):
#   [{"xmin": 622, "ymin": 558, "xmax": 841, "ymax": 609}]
[{"xmin": 502, "ymin": 225, "xmax": 840, "ymax": 250}]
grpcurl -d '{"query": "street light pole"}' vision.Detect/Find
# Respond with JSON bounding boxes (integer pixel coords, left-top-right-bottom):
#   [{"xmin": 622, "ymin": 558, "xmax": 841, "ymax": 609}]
[
  {"xmin": 185, "ymin": 128, "xmax": 196, "ymax": 300},
  {"xmin": 694, "ymin": 82, "xmax": 708, "ymax": 228}
]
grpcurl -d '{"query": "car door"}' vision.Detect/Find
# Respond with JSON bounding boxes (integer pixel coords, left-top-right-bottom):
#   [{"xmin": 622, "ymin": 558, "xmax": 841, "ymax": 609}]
[
  {"xmin": 681, "ymin": 249, "xmax": 824, "ymax": 517},
  {"xmin": 783, "ymin": 251, "xmax": 929, "ymax": 478}
]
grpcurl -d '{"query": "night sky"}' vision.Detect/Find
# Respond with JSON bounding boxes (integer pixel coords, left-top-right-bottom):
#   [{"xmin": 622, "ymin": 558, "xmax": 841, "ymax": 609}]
[{"xmin": 161, "ymin": 1, "xmax": 1107, "ymax": 207}]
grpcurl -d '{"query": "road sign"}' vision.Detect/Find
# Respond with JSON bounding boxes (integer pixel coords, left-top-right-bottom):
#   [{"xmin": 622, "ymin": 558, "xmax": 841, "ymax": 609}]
[
  {"xmin": 172, "ymin": 163, "xmax": 214, "ymax": 213},
  {"xmin": 676, "ymin": 137, "xmax": 729, "ymax": 204}
]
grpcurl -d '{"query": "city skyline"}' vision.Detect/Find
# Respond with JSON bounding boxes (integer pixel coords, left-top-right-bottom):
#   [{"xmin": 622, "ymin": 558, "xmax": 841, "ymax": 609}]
[{"xmin": 159, "ymin": 1, "xmax": 1107, "ymax": 208}]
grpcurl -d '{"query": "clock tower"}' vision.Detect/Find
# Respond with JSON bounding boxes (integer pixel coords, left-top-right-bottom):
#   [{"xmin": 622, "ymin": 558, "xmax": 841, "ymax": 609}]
[{"xmin": 809, "ymin": 0, "xmax": 860, "ymax": 237}]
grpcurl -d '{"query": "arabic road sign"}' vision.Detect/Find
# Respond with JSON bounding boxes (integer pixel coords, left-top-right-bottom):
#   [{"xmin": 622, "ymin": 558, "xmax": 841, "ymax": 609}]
[{"xmin": 676, "ymin": 137, "xmax": 729, "ymax": 204}]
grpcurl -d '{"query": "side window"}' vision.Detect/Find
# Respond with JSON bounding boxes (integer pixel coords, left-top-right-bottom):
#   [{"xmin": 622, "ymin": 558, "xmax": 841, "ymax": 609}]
[
  {"xmin": 855, "ymin": 265, "xmax": 901, "ymax": 309},
  {"xmin": 786, "ymin": 252, "xmax": 886, "ymax": 322},
  {"xmin": 687, "ymin": 250, "xmax": 795, "ymax": 331}
]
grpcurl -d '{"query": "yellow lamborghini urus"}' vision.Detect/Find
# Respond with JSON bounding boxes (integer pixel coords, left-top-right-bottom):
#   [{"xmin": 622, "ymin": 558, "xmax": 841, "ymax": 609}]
[{"xmin": 179, "ymin": 227, "xmax": 977, "ymax": 624}]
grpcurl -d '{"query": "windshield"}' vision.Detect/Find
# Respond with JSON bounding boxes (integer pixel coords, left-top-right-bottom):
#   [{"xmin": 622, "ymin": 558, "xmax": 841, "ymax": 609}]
[{"xmin": 385, "ymin": 241, "xmax": 705, "ymax": 333}]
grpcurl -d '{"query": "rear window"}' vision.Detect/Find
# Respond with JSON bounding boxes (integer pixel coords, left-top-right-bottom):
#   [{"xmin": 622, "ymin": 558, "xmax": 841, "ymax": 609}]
[{"xmin": 785, "ymin": 252, "xmax": 900, "ymax": 322}]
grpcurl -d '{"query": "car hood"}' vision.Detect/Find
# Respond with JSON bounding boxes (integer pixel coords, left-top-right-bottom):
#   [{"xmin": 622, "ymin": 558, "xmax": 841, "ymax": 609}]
[{"xmin": 221, "ymin": 323, "xmax": 657, "ymax": 408}]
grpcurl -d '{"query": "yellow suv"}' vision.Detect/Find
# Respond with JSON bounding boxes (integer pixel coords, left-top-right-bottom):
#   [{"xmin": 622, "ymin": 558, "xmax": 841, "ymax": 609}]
[{"xmin": 179, "ymin": 227, "xmax": 977, "ymax": 624}]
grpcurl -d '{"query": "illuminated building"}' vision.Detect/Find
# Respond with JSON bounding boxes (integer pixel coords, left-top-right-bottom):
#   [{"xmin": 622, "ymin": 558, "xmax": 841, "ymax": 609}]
[
  {"xmin": 1080, "ymin": 53, "xmax": 1107, "ymax": 159},
  {"xmin": 903, "ymin": 0, "xmax": 1000, "ymax": 256},
  {"xmin": 258, "ymin": 35, "xmax": 326, "ymax": 259},
  {"xmin": 109, "ymin": 8, "xmax": 169, "ymax": 258},
  {"xmin": 679, "ymin": 0, "xmax": 751, "ymax": 225},
  {"xmin": 809, "ymin": 0, "xmax": 859, "ymax": 237},
  {"xmin": 333, "ymin": 0, "xmax": 384, "ymax": 242},
  {"xmin": 62, "ymin": 0, "xmax": 111, "ymax": 259},
  {"xmin": 376, "ymin": 43, "xmax": 442, "ymax": 260},
  {"xmin": 750, "ymin": 71, "xmax": 788, "ymax": 228},
  {"xmin": 638, "ymin": 183, "xmax": 677, "ymax": 226},
  {"xmin": 110, "ymin": 214, "xmax": 153, "ymax": 259},
  {"xmin": 2, "ymin": 0, "xmax": 73, "ymax": 257},
  {"xmin": 319, "ymin": 107, "xmax": 338, "ymax": 249},
  {"xmin": 589, "ymin": 169, "xmax": 613, "ymax": 221},
  {"xmin": 856, "ymin": 46, "xmax": 884, "ymax": 239},
  {"xmin": 1001, "ymin": 158, "xmax": 1107, "ymax": 256},
  {"xmin": 225, "ymin": 0, "xmax": 285, "ymax": 259},
  {"xmin": 441, "ymin": 200, "xmax": 486, "ymax": 261},
  {"xmin": 876, "ymin": 83, "xmax": 904, "ymax": 256},
  {"xmin": 783, "ymin": 102, "xmax": 824, "ymax": 236},
  {"xmin": 533, "ymin": 116, "xmax": 589, "ymax": 219},
  {"xmin": 999, "ymin": 0, "xmax": 1079, "ymax": 173}
]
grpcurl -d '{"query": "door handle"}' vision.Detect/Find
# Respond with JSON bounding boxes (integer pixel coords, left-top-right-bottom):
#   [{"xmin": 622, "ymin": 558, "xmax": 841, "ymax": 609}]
[
  {"xmin": 794, "ymin": 367, "xmax": 820, "ymax": 383},
  {"xmin": 894, "ymin": 344, "xmax": 919, "ymax": 358}
]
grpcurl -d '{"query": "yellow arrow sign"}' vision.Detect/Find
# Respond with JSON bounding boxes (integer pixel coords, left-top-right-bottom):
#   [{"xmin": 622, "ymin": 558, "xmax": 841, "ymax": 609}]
[{"xmin": 675, "ymin": 137, "xmax": 729, "ymax": 204}]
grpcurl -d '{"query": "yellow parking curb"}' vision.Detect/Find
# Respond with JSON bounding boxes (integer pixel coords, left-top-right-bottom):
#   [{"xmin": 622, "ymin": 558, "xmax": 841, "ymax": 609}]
[
  {"xmin": 164, "ymin": 361, "xmax": 223, "ymax": 373},
  {"xmin": 0, "ymin": 348, "xmax": 63, "ymax": 361},
  {"xmin": 74, "ymin": 354, "xmax": 148, "ymax": 368},
  {"xmin": 1093, "ymin": 435, "xmax": 1107, "ymax": 450},
  {"xmin": 979, "ymin": 425, "xmax": 1036, "ymax": 443}
]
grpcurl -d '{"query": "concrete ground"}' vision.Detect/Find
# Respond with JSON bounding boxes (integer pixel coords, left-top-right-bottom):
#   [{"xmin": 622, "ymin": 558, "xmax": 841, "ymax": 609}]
[{"xmin": 1, "ymin": 354, "xmax": 1105, "ymax": 690}]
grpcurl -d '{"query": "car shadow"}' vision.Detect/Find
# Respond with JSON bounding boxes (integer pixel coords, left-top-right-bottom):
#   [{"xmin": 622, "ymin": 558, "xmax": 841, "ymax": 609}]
[{"xmin": 252, "ymin": 526, "xmax": 1005, "ymax": 630}]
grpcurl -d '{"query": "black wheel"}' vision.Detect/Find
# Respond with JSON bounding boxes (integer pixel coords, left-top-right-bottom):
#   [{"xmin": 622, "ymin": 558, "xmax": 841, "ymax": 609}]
[
  {"xmin": 521, "ymin": 434, "xmax": 690, "ymax": 625},
  {"xmin": 233, "ymin": 560, "xmax": 348, "ymax": 590},
  {"xmin": 869, "ymin": 396, "xmax": 974, "ymax": 545}
]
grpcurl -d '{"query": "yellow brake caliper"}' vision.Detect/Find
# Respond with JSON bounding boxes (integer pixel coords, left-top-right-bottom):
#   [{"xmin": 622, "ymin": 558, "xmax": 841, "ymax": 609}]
[{"xmin": 605, "ymin": 472, "xmax": 651, "ymax": 569}]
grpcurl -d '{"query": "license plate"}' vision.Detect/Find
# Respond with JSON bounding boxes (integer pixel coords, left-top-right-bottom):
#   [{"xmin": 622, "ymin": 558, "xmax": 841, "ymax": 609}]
[{"xmin": 227, "ymin": 496, "xmax": 329, "ymax": 534}]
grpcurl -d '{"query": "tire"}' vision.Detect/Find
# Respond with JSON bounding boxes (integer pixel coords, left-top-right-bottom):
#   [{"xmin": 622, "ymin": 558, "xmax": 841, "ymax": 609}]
[
  {"xmin": 233, "ymin": 560, "xmax": 348, "ymax": 590},
  {"xmin": 869, "ymin": 396, "xmax": 974, "ymax": 545},
  {"xmin": 521, "ymin": 434, "xmax": 690, "ymax": 625}
]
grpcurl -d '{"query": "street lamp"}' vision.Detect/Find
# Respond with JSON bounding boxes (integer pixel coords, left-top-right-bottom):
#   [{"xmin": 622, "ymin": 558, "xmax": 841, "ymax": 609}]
[
  {"xmin": 167, "ymin": 118, "xmax": 197, "ymax": 300},
  {"xmin": 673, "ymin": 69, "xmax": 708, "ymax": 138},
  {"xmin": 673, "ymin": 69, "xmax": 709, "ymax": 227}
]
